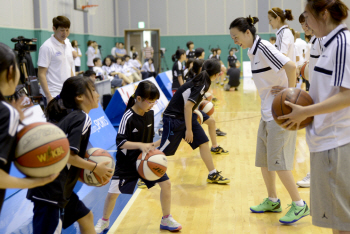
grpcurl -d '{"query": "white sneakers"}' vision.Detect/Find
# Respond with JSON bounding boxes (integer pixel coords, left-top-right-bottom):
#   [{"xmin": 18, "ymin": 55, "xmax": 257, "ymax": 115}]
[
  {"xmin": 95, "ymin": 219, "xmax": 110, "ymax": 234},
  {"xmin": 160, "ymin": 214, "xmax": 182, "ymax": 232},
  {"xmin": 297, "ymin": 173, "xmax": 310, "ymax": 188}
]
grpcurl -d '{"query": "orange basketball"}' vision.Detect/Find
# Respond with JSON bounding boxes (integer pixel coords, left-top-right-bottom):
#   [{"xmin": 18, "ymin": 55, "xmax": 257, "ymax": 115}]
[
  {"xmin": 15, "ymin": 122, "xmax": 70, "ymax": 177},
  {"xmin": 300, "ymin": 62, "xmax": 309, "ymax": 80},
  {"xmin": 136, "ymin": 149, "xmax": 167, "ymax": 181},
  {"xmin": 271, "ymin": 88, "xmax": 314, "ymax": 130},
  {"xmin": 193, "ymin": 110, "xmax": 204, "ymax": 125},
  {"xmin": 80, "ymin": 148, "xmax": 115, "ymax": 187},
  {"xmin": 199, "ymin": 100, "xmax": 214, "ymax": 116},
  {"xmin": 204, "ymin": 92, "xmax": 213, "ymax": 101}
]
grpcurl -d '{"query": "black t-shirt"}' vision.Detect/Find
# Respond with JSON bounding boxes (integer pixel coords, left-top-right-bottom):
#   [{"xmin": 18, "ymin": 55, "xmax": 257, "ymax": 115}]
[
  {"xmin": 164, "ymin": 78, "xmax": 210, "ymax": 119},
  {"xmin": 114, "ymin": 109, "xmax": 154, "ymax": 179},
  {"xmin": 27, "ymin": 110, "xmax": 91, "ymax": 208},
  {"xmin": 227, "ymin": 55, "xmax": 238, "ymax": 66},
  {"xmin": 186, "ymin": 50, "xmax": 195, "ymax": 59},
  {"xmin": 172, "ymin": 61, "xmax": 183, "ymax": 90},
  {"xmin": 0, "ymin": 101, "xmax": 19, "ymax": 213},
  {"xmin": 227, "ymin": 68, "xmax": 241, "ymax": 87}
]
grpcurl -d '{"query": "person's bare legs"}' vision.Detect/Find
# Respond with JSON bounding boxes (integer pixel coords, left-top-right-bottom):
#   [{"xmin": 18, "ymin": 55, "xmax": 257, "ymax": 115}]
[
  {"xmin": 199, "ymin": 142, "xmax": 215, "ymax": 171},
  {"xmin": 158, "ymin": 180, "xmax": 171, "ymax": 216},
  {"xmin": 203, "ymin": 117, "xmax": 218, "ymax": 147},
  {"xmin": 261, "ymin": 167, "xmax": 277, "ymax": 198},
  {"xmin": 102, "ymin": 193, "xmax": 120, "ymax": 220},
  {"xmin": 77, "ymin": 211, "xmax": 97, "ymax": 234},
  {"xmin": 276, "ymin": 170, "xmax": 301, "ymax": 201}
]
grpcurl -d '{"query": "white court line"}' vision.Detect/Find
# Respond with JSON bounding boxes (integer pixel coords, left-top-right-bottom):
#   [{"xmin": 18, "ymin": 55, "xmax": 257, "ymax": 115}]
[{"xmin": 107, "ymin": 188, "xmax": 142, "ymax": 234}]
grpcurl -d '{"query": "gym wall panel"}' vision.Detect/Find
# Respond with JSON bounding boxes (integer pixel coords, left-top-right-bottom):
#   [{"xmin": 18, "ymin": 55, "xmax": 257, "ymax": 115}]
[
  {"xmin": 130, "ymin": 0, "xmax": 148, "ymax": 29},
  {"xmin": 258, "ymin": 0, "xmax": 270, "ymax": 33},
  {"xmin": 245, "ymin": 0, "xmax": 257, "ymax": 20},
  {"xmin": 226, "ymin": 1, "xmax": 244, "ymax": 28},
  {"xmin": 117, "ymin": 0, "xmax": 130, "ymax": 36},
  {"xmin": 70, "ymin": 8, "xmax": 85, "ymax": 34},
  {"xmin": 168, "ymin": 0, "xmax": 186, "ymax": 35},
  {"xmin": 206, "ymin": 0, "xmax": 225, "ymax": 35},
  {"xmin": 89, "ymin": 0, "xmax": 115, "ymax": 37},
  {"xmin": 149, "ymin": 0, "xmax": 168, "ymax": 34},
  {"xmin": 187, "ymin": 0, "xmax": 206, "ymax": 35},
  {"xmin": 0, "ymin": 0, "xmax": 34, "ymax": 29}
]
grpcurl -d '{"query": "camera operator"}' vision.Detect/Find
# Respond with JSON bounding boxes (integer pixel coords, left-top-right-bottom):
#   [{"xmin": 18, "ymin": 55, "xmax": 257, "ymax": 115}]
[{"xmin": 37, "ymin": 16, "xmax": 74, "ymax": 104}]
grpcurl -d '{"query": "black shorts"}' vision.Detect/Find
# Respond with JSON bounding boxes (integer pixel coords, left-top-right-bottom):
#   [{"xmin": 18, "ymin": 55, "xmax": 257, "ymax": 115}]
[
  {"xmin": 199, "ymin": 110, "xmax": 210, "ymax": 122},
  {"xmin": 109, "ymin": 173, "xmax": 169, "ymax": 194},
  {"xmin": 75, "ymin": 66, "xmax": 80, "ymax": 72},
  {"xmin": 159, "ymin": 114, "xmax": 209, "ymax": 156},
  {"xmin": 32, "ymin": 192, "xmax": 90, "ymax": 233}
]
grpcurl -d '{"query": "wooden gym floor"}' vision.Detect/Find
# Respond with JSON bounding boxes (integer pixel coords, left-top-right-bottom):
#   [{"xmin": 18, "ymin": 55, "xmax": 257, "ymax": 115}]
[{"xmin": 107, "ymin": 78, "xmax": 331, "ymax": 234}]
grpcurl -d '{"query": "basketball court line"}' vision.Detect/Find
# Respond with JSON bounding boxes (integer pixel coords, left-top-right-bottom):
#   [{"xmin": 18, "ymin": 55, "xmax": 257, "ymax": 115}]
[{"xmin": 107, "ymin": 188, "xmax": 142, "ymax": 234}]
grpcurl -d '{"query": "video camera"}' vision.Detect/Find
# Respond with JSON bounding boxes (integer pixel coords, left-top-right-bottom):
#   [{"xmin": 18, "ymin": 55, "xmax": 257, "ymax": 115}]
[{"xmin": 11, "ymin": 36, "xmax": 37, "ymax": 55}]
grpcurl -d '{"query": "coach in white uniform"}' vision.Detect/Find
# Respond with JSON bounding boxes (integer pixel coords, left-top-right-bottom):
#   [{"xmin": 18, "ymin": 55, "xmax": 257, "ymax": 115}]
[
  {"xmin": 280, "ymin": 0, "xmax": 350, "ymax": 232},
  {"xmin": 37, "ymin": 16, "xmax": 74, "ymax": 104}
]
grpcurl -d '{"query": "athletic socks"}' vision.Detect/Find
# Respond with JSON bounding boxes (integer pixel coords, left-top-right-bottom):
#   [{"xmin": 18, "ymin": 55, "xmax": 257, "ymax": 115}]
[
  {"xmin": 268, "ymin": 197, "xmax": 279, "ymax": 203},
  {"xmin": 102, "ymin": 218, "xmax": 109, "ymax": 221},
  {"xmin": 209, "ymin": 169, "xmax": 217, "ymax": 175},
  {"xmin": 293, "ymin": 199, "xmax": 304, "ymax": 207}
]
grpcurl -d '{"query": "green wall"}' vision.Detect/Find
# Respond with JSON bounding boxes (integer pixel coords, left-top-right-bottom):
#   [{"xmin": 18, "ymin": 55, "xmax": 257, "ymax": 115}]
[{"xmin": 0, "ymin": 27, "xmax": 303, "ymax": 73}]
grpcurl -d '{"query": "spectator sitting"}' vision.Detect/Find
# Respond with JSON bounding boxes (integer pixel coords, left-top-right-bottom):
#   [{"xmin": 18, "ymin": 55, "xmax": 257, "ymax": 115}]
[
  {"xmin": 131, "ymin": 53, "xmax": 142, "ymax": 69},
  {"xmin": 83, "ymin": 70, "xmax": 96, "ymax": 82},
  {"xmin": 121, "ymin": 56, "xmax": 141, "ymax": 82},
  {"xmin": 129, "ymin": 45, "xmax": 138, "ymax": 58},
  {"xmin": 102, "ymin": 56, "xmax": 131, "ymax": 85},
  {"xmin": 225, "ymin": 62, "xmax": 241, "ymax": 91},
  {"xmin": 117, "ymin": 42, "xmax": 126, "ymax": 57},
  {"xmin": 86, "ymin": 40, "xmax": 98, "ymax": 71},
  {"xmin": 93, "ymin": 58, "xmax": 108, "ymax": 80},
  {"xmin": 142, "ymin": 41, "xmax": 154, "ymax": 62},
  {"xmin": 141, "ymin": 58, "xmax": 156, "ymax": 79},
  {"xmin": 111, "ymin": 42, "xmax": 119, "ymax": 58}
]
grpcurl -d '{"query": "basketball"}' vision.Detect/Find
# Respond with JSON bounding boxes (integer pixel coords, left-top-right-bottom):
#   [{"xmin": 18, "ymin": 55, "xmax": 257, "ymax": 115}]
[
  {"xmin": 136, "ymin": 149, "xmax": 167, "ymax": 181},
  {"xmin": 193, "ymin": 110, "xmax": 204, "ymax": 125},
  {"xmin": 224, "ymin": 83, "xmax": 231, "ymax": 91},
  {"xmin": 80, "ymin": 148, "xmax": 115, "ymax": 186},
  {"xmin": 300, "ymin": 62, "xmax": 309, "ymax": 80},
  {"xmin": 204, "ymin": 92, "xmax": 213, "ymax": 101},
  {"xmin": 199, "ymin": 100, "xmax": 214, "ymax": 116},
  {"xmin": 15, "ymin": 122, "xmax": 70, "ymax": 177},
  {"xmin": 271, "ymin": 88, "xmax": 314, "ymax": 130}
]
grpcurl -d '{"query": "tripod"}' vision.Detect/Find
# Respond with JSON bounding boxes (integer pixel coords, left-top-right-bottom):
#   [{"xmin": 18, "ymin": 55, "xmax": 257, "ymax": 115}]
[{"xmin": 159, "ymin": 54, "xmax": 170, "ymax": 72}]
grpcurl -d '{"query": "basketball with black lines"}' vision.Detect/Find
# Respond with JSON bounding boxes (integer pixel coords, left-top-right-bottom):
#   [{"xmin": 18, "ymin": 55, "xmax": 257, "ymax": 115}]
[
  {"xmin": 15, "ymin": 122, "xmax": 70, "ymax": 177},
  {"xmin": 136, "ymin": 149, "xmax": 167, "ymax": 181},
  {"xmin": 80, "ymin": 148, "xmax": 115, "ymax": 187},
  {"xmin": 199, "ymin": 100, "xmax": 214, "ymax": 116},
  {"xmin": 272, "ymin": 88, "xmax": 314, "ymax": 130}
]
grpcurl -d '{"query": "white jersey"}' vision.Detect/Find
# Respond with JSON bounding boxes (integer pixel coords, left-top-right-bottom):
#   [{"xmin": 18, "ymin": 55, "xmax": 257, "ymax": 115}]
[
  {"xmin": 86, "ymin": 46, "xmax": 95, "ymax": 66},
  {"xmin": 275, "ymin": 25, "xmax": 295, "ymax": 62},
  {"xmin": 248, "ymin": 35, "xmax": 290, "ymax": 121},
  {"xmin": 306, "ymin": 24, "xmax": 350, "ymax": 152},
  {"xmin": 73, "ymin": 47, "xmax": 82, "ymax": 67},
  {"xmin": 295, "ymin": 38, "xmax": 307, "ymax": 66},
  {"xmin": 308, "ymin": 36, "xmax": 324, "ymax": 84}
]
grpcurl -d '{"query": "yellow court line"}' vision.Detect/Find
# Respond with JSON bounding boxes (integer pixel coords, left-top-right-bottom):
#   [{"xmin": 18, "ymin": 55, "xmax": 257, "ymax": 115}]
[{"xmin": 107, "ymin": 188, "xmax": 142, "ymax": 234}]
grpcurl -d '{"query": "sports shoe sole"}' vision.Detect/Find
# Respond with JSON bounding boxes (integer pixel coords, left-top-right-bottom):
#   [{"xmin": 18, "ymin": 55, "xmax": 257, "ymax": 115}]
[
  {"xmin": 207, "ymin": 179, "xmax": 230, "ymax": 184},
  {"xmin": 296, "ymin": 183, "xmax": 310, "ymax": 188},
  {"xmin": 211, "ymin": 151, "xmax": 229, "ymax": 155},
  {"xmin": 250, "ymin": 208, "xmax": 282, "ymax": 213},
  {"xmin": 279, "ymin": 213, "xmax": 310, "ymax": 224},
  {"xmin": 160, "ymin": 225, "xmax": 182, "ymax": 232}
]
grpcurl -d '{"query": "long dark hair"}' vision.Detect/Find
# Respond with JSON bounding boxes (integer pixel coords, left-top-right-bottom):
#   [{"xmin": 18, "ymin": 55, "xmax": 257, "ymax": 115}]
[
  {"xmin": 46, "ymin": 76, "xmax": 95, "ymax": 123},
  {"xmin": 0, "ymin": 43, "xmax": 18, "ymax": 101},
  {"xmin": 185, "ymin": 59, "xmax": 204, "ymax": 81},
  {"xmin": 191, "ymin": 59, "xmax": 221, "ymax": 86},
  {"xmin": 172, "ymin": 49, "xmax": 186, "ymax": 62},
  {"xmin": 125, "ymin": 81, "xmax": 160, "ymax": 112},
  {"xmin": 229, "ymin": 16, "xmax": 260, "ymax": 39}
]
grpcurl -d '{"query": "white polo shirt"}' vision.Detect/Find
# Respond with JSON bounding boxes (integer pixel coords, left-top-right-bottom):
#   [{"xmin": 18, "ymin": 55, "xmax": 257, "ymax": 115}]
[
  {"xmin": 308, "ymin": 36, "xmax": 323, "ymax": 84},
  {"xmin": 248, "ymin": 35, "xmax": 290, "ymax": 121},
  {"xmin": 142, "ymin": 61, "xmax": 155, "ymax": 72},
  {"xmin": 275, "ymin": 25, "xmax": 295, "ymax": 62},
  {"xmin": 295, "ymin": 38, "xmax": 307, "ymax": 66},
  {"xmin": 73, "ymin": 47, "xmax": 82, "ymax": 67},
  {"xmin": 86, "ymin": 46, "xmax": 95, "ymax": 66},
  {"xmin": 306, "ymin": 24, "xmax": 350, "ymax": 152},
  {"xmin": 37, "ymin": 34, "xmax": 74, "ymax": 98}
]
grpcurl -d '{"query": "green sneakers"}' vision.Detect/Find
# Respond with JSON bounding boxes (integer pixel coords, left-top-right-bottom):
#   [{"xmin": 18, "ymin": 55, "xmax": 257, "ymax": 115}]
[
  {"xmin": 250, "ymin": 198, "xmax": 282, "ymax": 213},
  {"xmin": 279, "ymin": 201, "xmax": 310, "ymax": 224}
]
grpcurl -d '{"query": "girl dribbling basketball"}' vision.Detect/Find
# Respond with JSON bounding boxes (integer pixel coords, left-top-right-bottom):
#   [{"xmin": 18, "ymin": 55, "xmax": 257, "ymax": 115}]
[
  {"xmin": 0, "ymin": 43, "xmax": 58, "ymax": 215},
  {"xmin": 27, "ymin": 76, "xmax": 112, "ymax": 234},
  {"xmin": 229, "ymin": 16, "xmax": 309, "ymax": 224},
  {"xmin": 95, "ymin": 81, "xmax": 182, "ymax": 233}
]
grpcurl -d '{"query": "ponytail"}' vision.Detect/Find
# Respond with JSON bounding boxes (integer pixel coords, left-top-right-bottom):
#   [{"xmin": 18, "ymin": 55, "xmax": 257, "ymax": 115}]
[
  {"xmin": 229, "ymin": 15, "xmax": 259, "ymax": 39},
  {"xmin": 184, "ymin": 59, "xmax": 204, "ymax": 81},
  {"xmin": 268, "ymin": 8, "xmax": 293, "ymax": 22},
  {"xmin": 124, "ymin": 80, "xmax": 160, "ymax": 113},
  {"xmin": 191, "ymin": 59, "xmax": 220, "ymax": 85},
  {"xmin": 45, "ymin": 96, "xmax": 69, "ymax": 123},
  {"xmin": 0, "ymin": 43, "xmax": 18, "ymax": 99},
  {"xmin": 172, "ymin": 49, "xmax": 186, "ymax": 62}
]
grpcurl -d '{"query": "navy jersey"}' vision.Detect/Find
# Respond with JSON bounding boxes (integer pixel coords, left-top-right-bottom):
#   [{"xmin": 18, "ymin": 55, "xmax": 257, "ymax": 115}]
[
  {"xmin": 227, "ymin": 55, "xmax": 238, "ymax": 66},
  {"xmin": 186, "ymin": 50, "xmax": 195, "ymax": 59},
  {"xmin": 114, "ymin": 109, "xmax": 154, "ymax": 179},
  {"xmin": 27, "ymin": 110, "xmax": 91, "ymax": 208},
  {"xmin": 227, "ymin": 67, "xmax": 241, "ymax": 87},
  {"xmin": 164, "ymin": 77, "xmax": 210, "ymax": 119},
  {"xmin": 172, "ymin": 61, "xmax": 184, "ymax": 90},
  {"xmin": 0, "ymin": 101, "xmax": 19, "ymax": 213}
]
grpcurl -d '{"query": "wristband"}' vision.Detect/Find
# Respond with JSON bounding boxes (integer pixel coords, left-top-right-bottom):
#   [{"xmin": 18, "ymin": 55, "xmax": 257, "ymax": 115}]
[{"xmin": 91, "ymin": 162, "xmax": 98, "ymax": 173}]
